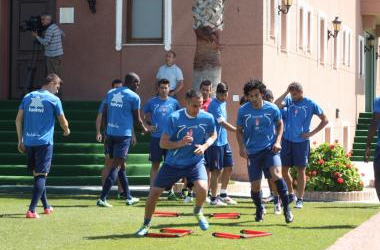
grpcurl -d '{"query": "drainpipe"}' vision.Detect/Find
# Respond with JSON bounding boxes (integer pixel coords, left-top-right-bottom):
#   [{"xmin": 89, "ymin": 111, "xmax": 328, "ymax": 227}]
[{"xmin": 115, "ymin": 0, "xmax": 123, "ymax": 51}]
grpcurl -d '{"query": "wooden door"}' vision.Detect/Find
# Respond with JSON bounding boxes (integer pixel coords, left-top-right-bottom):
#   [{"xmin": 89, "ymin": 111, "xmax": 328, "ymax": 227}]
[{"xmin": 10, "ymin": 0, "xmax": 55, "ymax": 99}]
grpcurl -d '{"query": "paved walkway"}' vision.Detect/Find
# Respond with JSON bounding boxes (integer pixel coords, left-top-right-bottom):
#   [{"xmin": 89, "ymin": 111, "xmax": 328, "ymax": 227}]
[{"xmin": 326, "ymin": 211, "xmax": 380, "ymax": 250}]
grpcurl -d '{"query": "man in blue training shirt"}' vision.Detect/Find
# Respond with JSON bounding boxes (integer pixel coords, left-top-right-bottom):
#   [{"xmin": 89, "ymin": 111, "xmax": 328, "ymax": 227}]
[
  {"xmin": 275, "ymin": 82, "xmax": 328, "ymax": 209},
  {"xmin": 136, "ymin": 90, "xmax": 217, "ymax": 236},
  {"xmin": 15, "ymin": 73, "xmax": 70, "ymax": 219},
  {"xmin": 207, "ymin": 82, "xmax": 238, "ymax": 206},
  {"xmin": 364, "ymin": 97, "xmax": 380, "ymax": 201},
  {"xmin": 143, "ymin": 78, "xmax": 181, "ymax": 187},
  {"xmin": 96, "ymin": 72, "xmax": 148, "ymax": 207},
  {"xmin": 236, "ymin": 79, "xmax": 293, "ymax": 223},
  {"xmin": 95, "ymin": 79, "xmax": 137, "ymax": 200}
]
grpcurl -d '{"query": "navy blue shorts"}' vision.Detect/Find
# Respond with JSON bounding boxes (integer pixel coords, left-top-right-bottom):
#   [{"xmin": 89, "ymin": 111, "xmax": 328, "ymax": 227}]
[
  {"xmin": 205, "ymin": 144, "xmax": 234, "ymax": 171},
  {"xmin": 281, "ymin": 139, "xmax": 310, "ymax": 167},
  {"xmin": 26, "ymin": 144, "xmax": 53, "ymax": 174},
  {"xmin": 106, "ymin": 135, "xmax": 131, "ymax": 159},
  {"xmin": 154, "ymin": 161, "xmax": 208, "ymax": 189},
  {"xmin": 248, "ymin": 159, "xmax": 272, "ymax": 179},
  {"xmin": 248, "ymin": 147, "xmax": 281, "ymax": 182},
  {"xmin": 149, "ymin": 137, "xmax": 167, "ymax": 162}
]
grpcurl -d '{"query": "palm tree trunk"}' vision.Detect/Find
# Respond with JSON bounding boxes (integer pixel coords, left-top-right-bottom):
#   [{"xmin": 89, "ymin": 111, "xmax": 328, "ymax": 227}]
[{"xmin": 192, "ymin": 0, "xmax": 225, "ymax": 91}]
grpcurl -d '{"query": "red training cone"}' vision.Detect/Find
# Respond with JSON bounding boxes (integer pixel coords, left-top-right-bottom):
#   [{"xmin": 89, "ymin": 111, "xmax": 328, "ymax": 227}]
[
  {"xmin": 212, "ymin": 232, "xmax": 242, "ymax": 239},
  {"xmin": 160, "ymin": 228, "xmax": 193, "ymax": 234}
]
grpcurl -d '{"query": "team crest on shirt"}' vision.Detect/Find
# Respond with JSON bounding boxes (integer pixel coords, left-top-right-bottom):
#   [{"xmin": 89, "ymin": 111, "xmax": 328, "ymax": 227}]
[
  {"xmin": 289, "ymin": 105, "xmax": 308, "ymax": 118},
  {"xmin": 110, "ymin": 92, "xmax": 124, "ymax": 108},
  {"xmin": 160, "ymin": 105, "xmax": 167, "ymax": 114},
  {"xmin": 29, "ymin": 96, "xmax": 44, "ymax": 113},
  {"xmin": 176, "ymin": 124, "xmax": 207, "ymax": 139}
]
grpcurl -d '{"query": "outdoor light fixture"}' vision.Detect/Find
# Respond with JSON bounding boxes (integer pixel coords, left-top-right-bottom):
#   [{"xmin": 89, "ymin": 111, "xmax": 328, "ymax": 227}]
[
  {"xmin": 87, "ymin": 0, "xmax": 96, "ymax": 13},
  {"xmin": 365, "ymin": 34, "xmax": 375, "ymax": 53},
  {"xmin": 327, "ymin": 16, "xmax": 342, "ymax": 40},
  {"xmin": 278, "ymin": 0, "xmax": 293, "ymax": 15}
]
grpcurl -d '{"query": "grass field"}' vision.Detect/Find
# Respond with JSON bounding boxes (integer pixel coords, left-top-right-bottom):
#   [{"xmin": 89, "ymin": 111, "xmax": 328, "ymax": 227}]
[{"xmin": 0, "ymin": 193, "xmax": 379, "ymax": 250}]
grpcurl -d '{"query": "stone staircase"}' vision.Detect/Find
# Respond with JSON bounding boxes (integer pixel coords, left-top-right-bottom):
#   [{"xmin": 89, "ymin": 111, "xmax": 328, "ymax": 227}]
[{"xmin": 0, "ymin": 101, "xmax": 151, "ymax": 186}]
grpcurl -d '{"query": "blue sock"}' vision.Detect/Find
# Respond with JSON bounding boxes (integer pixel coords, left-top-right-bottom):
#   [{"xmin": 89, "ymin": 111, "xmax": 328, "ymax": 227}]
[
  {"xmin": 143, "ymin": 218, "xmax": 151, "ymax": 226},
  {"xmin": 194, "ymin": 205, "xmax": 202, "ymax": 214},
  {"xmin": 118, "ymin": 169, "xmax": 132, "ymax": 200},
  {"xmin": 275, "ymin": 178, "xmax": 290, "ymax": 211},
  {"xmin": 40, "ymin": 188, "xmax": 49, "ymax": 209},
  {"xmin": 100, "ymin": 167, "xmax": 118, "ymax": 201},
  {"xmin": 29, "ymin": 176, "xmax": 46, "ymax": 212},
  {"xmin": 250, "ymin": 190, "xmax": 262, "ymax": 209}
]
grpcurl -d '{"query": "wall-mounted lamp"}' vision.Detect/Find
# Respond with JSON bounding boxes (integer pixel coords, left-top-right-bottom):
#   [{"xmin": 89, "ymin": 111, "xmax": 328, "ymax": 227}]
[
  {"xmin": 327, "ymin": 16, "xmax": 342, "ymax": 40},
  {"xmin": 365, "ymin": 34, "xmax": 375, "ymax": 53},
  {"xmin": 278, "ymin": 0, "xmax": 293, "ymax": 15},
  {"xmin": 87, "ymin": 0, "xmax": 96, "ymax": 13}
]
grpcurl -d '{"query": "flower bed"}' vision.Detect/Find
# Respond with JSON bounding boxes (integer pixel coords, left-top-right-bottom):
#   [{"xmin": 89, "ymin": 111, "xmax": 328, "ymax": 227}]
[{"xmin": 290, "ymin": 142, "xmax": 364, "ymax": 192}]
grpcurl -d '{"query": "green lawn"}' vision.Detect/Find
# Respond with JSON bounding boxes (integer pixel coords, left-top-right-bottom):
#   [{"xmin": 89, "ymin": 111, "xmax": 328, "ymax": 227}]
[{"xmin": 0, "ymin": 193, "xmax": 379, "ymax": 250}]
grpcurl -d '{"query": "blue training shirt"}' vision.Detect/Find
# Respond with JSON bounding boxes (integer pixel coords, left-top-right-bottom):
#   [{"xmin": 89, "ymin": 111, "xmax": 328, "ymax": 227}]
[
  {"xmin": 163, "ymin": 109, "xmax": 216, "ymax": 167},
  {"xmin": 19, "ymin": 89, "xmax": 64, "ymax": 146},
  {"xmin": 282, "ymin": 96, "xmax": 323, "ymax": 142},
  {"xmin": 98, "ymin": 98, "xmax": 106, "ymax": 114},
  {"xmin": 373, "ymin": 97, "xmax": 380, "ymax": 146},
  {"xmin": 143, "ymin": 96, "xmax": 181, "ymax": 138},
  {"xmin": 207, "ymin": 98, "xmax": 228, "ymax": 146},
  {"xmin": 105, "ymin": 87, "xmax": 140, "ymax": 137},
  {"xmin": 237, "ymin": 101, "xmax": 281, "ymax": 155}
]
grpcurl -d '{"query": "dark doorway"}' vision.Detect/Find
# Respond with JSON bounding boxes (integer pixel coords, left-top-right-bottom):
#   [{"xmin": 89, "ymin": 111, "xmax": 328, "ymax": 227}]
[{"xmin": 10, "ymin": 0, "xmax": 55, "ymax": 99}]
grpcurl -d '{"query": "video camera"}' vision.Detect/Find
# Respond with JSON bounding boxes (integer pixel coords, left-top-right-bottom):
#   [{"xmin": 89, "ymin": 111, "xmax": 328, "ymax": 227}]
[{"xmin": 19, "ymin": 16, "xmax": 44, "ymax": 36}]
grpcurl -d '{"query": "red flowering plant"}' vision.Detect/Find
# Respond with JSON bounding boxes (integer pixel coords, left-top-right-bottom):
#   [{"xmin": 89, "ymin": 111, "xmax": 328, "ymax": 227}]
[{"xmin": 290, "ymin": 142, "xmax": 364, "ymax": 192}]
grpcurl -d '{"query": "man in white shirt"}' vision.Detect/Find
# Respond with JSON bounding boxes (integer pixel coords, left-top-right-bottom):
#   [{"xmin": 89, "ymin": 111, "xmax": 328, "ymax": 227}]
[{"xmin": 156, "ymin": 51, "xmax": 184, "ymax": 98}]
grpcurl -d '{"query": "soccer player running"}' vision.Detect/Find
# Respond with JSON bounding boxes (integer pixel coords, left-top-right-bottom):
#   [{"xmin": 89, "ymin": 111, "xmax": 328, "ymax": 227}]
[
  {"xmin": 143, "ymin": 78, "xmax": 181, "ymax": 186},
  {"xmin": 207, "ymin": 82, "xmax": 238, "ymax": 206},
  {"xmin": 15, "ymin": 73, "xmax": 70, "ymax": 218},
  {"xmin": 182, "ymin": 80, "xmax": 213, "ymax": 202},
  {"xmin": 96, "ymin": 72, "xmax": 147, "ymax": 207},
  {"xmin": 236, "ymin": 79, "xmax": 293, "ymax": 223},
  {"xmin": 275, "ymin": 82, "xmax": 328, "ymax": 209},
  {"xmin": 135, "ymin": 90, "xmax": 217, "ymax": 236}
]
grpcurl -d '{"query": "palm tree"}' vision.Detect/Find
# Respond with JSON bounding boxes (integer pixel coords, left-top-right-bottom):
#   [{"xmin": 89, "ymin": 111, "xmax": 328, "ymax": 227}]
[{"xmin": 192, "ymin": 0, "xmax": 226, "ymax": 91}]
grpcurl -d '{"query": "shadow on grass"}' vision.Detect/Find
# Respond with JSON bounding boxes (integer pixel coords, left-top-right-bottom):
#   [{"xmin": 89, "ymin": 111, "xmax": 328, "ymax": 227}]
[
  {"xmin": 0, "ymin": 194, "xmax": 99, "ymax": 200},
  {"xmin": 0, "ymin": 213, "xmax": 25, "ymax": 219},
  {"xmin": 85, "ymin": 233, "xmax": 137, "ymax": 240},
  {"xmin": 50, "ymin": 205, "xmax": 91, "ymax": 208},
  {"xmin": 152, "ymin": 203, "xmax": 255, "ymax": 210},
  {"xmin": 314, "ymin": 205, "xmax": 380, "ymax": 210},
  {"xmin": 148, "ymin": 220, "xmax": 270, "ymax": 229},
  {"xmin": 289, "ymin": 225, "xmax": 356, "ymax": 230},
  {"xmin": 85, "ymin": 232, "xmax": 203, "ymax": 241}
]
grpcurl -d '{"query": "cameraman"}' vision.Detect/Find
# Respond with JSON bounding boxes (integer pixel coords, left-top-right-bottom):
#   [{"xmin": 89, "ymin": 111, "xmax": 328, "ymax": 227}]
[{"xmin": 32, "ymin": 13, "xmax": 65, "ymax": 78}]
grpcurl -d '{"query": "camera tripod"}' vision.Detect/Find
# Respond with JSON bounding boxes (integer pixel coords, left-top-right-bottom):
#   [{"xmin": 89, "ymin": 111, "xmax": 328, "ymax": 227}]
[{"xmin": 21, "ymin": 38, "xmax": 42, "ymax": 98}]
